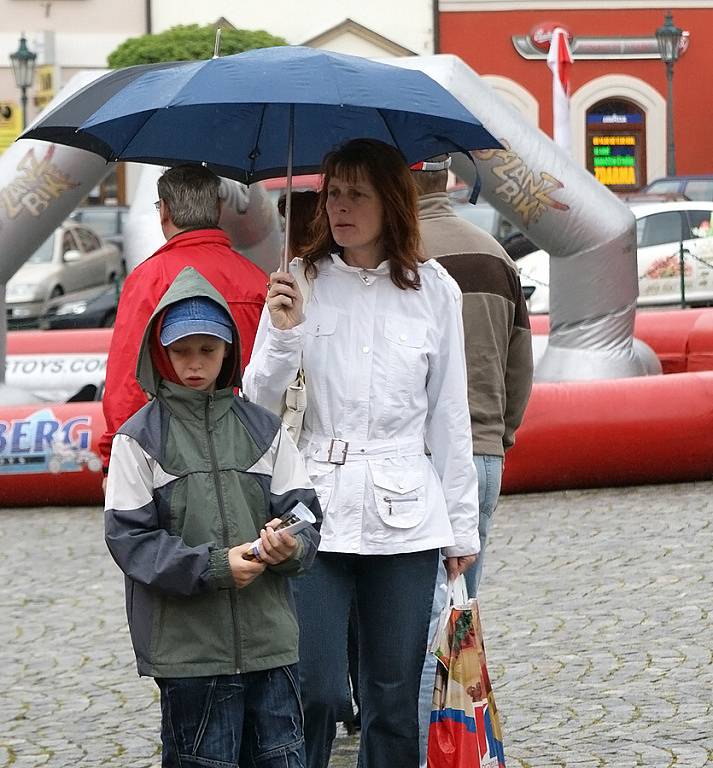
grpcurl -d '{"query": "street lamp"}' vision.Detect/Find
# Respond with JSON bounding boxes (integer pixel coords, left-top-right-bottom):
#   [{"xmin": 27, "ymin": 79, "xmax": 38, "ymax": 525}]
[
  {"xmin": 655, "ymin": 11, "xmax": 683, "ymax": 177},
  {"xmin": 9, "ymin": 34, "xmax": 37, "ymax": 131}
]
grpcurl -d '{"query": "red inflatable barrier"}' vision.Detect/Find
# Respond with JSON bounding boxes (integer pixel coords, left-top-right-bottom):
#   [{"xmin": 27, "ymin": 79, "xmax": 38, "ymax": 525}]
[
  {"xmin": 4, "ymin": 312, "xmax": 713, "ymax": 504},
  {"xmin": 7, "ymin": 328, "xmax": 112, "ymax": 355},
  {"xmin": 502, "ymin": 371, "xmax": 713, "ymax": 493},
  {"xmin": 0, "ymin": 401, "xmax": 104, "ymax": 506},
  {"xmin": 531, "ymin": 308, "xmax": 713, "ymax": 373}
]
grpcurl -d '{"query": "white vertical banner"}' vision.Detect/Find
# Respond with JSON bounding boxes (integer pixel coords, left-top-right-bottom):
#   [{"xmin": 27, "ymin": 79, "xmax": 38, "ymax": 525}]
[{"xmin": 547, "ymin": 27, "xmax": 574, "ymax": 154}]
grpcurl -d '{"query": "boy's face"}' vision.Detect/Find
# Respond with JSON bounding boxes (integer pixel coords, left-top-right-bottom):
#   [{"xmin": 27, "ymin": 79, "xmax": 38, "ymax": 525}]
[{"xmin": 166, "ymin": 334, "xmax": 229, "ymax": 392}]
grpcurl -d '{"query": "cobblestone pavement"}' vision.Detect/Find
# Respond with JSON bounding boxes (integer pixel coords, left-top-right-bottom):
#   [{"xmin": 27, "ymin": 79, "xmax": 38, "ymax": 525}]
[{"xmin": 1, "ymin": 482, "xmax": 711, "ymax": 767}]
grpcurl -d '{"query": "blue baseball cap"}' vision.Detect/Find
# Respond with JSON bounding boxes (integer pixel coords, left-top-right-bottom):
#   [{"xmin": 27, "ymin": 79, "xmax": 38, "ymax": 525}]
[{"xmin": 160, "ymin": 296, "xmax": 233, "ymax": 346}]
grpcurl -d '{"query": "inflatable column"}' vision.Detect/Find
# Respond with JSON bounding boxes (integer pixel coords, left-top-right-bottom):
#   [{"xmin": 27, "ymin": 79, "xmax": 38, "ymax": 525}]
[
  {"xmin": 390, "ymin": 54, "xmax": 653, "ymax": 382},
  {"xmin": 0, "ymin": 70, "xmax": 113, "ymax": 403}
]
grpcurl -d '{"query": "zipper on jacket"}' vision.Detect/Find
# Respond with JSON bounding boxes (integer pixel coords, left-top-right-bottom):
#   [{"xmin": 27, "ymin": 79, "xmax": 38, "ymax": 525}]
[
  {"xmin": 205, "ymin": 394, "xmax": 241, "ymax": 673},
  {"xmin": 383, "ymin": 496, "xmax": 419, "ymax": 515}
]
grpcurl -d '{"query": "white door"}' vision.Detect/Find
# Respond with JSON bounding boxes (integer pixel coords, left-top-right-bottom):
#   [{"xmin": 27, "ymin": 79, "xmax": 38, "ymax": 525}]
[
  {"xmin": 59, "ymin": 229, "xmax": 85, "ymax": 294},
  {"xmin": 636, "ymin": 210, "xmax": 688, "ymax": 306},
  {"xmin": 74, "ymin": 227, "xmax": 105, "ymax": 287},
  {"xmin": 683, "ymin": 208, "xmax": 713, "ymax": 304}
]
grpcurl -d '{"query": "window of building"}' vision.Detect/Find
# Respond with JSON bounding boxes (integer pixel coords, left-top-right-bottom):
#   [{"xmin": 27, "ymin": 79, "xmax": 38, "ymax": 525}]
[{"xmin": 586, "ymin": 98, "xmax": 646, "ymax": 193}]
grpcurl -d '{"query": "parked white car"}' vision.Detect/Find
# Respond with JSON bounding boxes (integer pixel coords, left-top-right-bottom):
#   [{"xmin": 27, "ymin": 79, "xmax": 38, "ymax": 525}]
[
  {"xmin": 519, "ymin": 201, "xmax": 713, "ymax": 314},
  {"xmin": 6, "ymin": 220, "xmax": 124, "ymax": 328}
]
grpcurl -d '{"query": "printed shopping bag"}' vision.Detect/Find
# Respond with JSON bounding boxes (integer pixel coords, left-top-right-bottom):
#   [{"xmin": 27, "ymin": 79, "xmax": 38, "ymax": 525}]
[{"xmin": 427, "ymin": 577, "xmax": 505, "ymax": 768}]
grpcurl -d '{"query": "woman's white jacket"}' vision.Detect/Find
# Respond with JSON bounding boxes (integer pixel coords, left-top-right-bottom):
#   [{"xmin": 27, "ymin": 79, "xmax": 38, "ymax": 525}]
[{"xmin": 242, "ymin": 253, "xmax": 480, "ymax": 558}]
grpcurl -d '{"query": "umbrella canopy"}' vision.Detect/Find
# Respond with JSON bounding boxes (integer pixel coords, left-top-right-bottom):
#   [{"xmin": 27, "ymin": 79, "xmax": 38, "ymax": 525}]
[{"xmin": 22, "ymin": 46, "xmax": 500, "ymax": 184}]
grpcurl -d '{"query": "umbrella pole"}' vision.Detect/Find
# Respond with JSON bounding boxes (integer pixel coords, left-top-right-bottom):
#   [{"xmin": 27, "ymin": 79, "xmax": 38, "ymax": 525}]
[{"xmin": 281, "ymin": 104, "xmax": 294, "ymax": 274}]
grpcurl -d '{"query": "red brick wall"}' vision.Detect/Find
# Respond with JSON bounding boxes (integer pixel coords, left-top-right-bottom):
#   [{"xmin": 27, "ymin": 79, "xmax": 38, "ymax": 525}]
[{"xmin": 440, "ymin": 8, "xmax": 713, "ymax": 174}]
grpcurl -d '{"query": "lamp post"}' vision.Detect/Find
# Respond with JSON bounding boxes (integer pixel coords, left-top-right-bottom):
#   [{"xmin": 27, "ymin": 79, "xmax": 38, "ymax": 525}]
[
  {"xmin": 9, "ymin": 34, "xmax": 37, "ymax": 131},
  {"xmin": 655, "ymin": 11, "xmax": 683, "ymax": 177}
]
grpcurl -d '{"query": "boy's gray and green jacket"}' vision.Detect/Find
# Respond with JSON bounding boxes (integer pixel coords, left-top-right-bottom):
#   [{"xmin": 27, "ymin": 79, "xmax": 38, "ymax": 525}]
[{"xmin": 104, "ymin": 267, "xmax": 321, "ymax": 678}]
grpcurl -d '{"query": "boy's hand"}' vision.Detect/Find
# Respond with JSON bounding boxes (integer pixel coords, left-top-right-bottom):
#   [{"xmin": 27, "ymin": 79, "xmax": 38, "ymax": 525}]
[
  {"xmin": 256, "ymin": 517, "xmax": 299, "ymax": 565},
  {"xmin": 228, "ymin": 543, "xmax": 266, "ymax": 588}
]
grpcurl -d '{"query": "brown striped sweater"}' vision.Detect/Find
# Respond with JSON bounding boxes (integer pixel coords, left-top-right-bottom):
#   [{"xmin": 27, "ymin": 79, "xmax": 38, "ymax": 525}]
[{"xmin": 418, "ymin": 192, "xmax": 533, "ymax": 456}]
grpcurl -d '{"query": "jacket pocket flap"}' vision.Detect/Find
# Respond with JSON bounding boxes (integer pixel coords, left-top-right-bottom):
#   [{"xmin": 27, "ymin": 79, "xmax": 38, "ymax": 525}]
[
  {"xmin": 369, "ymin": 462, "xmax": 423, "ymax": 494},
  {"xmin": 384, "ymin": 316, "xmax": 427, "ymax": 348}
]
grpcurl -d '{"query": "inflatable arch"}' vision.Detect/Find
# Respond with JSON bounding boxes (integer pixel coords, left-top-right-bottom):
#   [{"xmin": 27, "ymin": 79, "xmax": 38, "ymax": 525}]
[{"xmin": 3, "ymin": 53, "xmax": 708, "ymax": 505}]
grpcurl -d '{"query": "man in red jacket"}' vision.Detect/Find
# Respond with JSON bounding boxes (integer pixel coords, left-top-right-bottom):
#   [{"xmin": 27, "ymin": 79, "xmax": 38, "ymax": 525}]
[{"xmin": 99, "ymin": 164, "xmax": 268, "ymax": 475}]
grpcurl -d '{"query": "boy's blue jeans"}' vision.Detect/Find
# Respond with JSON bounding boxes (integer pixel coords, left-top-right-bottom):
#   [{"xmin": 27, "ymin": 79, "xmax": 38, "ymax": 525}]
[{"xmin": 156, "ymin": 665, "xmax": 305, "ymax": 768}]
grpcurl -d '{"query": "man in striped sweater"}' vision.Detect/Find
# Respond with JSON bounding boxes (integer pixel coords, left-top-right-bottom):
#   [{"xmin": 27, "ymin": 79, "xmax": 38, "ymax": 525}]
[{"xmin": 412, "ymin": 156, "xmax": 534, "ymax": 595}]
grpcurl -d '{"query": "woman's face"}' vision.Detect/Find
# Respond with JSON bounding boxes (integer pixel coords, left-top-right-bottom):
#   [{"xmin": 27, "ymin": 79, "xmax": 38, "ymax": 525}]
[{"xmin": 325, "ymin": 171, "xmax": 384, "ymax": 253}]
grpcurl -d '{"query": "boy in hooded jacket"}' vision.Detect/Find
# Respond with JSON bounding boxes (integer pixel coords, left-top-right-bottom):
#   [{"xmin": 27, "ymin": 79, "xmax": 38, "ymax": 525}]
[{"xmin": 104, "ymin": 266, "xmax": 321, "ymax": 768}]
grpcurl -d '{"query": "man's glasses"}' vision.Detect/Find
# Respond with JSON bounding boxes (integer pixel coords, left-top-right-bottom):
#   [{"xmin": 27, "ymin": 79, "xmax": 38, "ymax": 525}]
[{"xmin": 154, "ymin": 200, "xmax": 161, "ymax": 211}]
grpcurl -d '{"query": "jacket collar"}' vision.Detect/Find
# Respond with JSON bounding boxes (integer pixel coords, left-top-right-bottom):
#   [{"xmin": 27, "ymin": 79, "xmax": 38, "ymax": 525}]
[
  {"xmin": 152, "ymin": 227, "xmax": 232, "ymax": 258},
  {"xmin": 330, "ymin": 251, "xmax": 390, "ymax": 275},
  {"xmin": 158, "ymin": 379, "xmax": 235, "ymax": 425},
  {"xmin": 417, "ymin": 192, "xmax": 457, "ymax": 221}
]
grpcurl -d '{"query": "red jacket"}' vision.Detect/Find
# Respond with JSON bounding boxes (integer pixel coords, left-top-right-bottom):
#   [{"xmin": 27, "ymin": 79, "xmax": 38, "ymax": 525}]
[{"xmin": 99, "ymin": 228, "xmax": 267, "ymax": 470}]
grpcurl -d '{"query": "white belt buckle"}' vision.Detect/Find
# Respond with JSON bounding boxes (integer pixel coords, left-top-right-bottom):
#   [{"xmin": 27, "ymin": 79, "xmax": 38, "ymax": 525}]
[{"xmin": 327, "ymin": 438, "xmax": 349, "ymax": 465}]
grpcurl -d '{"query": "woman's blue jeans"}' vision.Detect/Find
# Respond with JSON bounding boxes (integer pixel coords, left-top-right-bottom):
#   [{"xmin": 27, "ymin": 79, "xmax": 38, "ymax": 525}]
[
  {"xmin": 156, "ymin": 665, "xmax": 305, "ymax": 768},
  {"xmin": 294, "ymin": 549, "xmax": 439, "ymax": 768}
]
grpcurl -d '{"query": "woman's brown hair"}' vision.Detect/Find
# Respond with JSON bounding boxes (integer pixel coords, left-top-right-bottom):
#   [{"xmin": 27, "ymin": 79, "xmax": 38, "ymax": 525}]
[{"xmin": 297, "ymin": 139, "xmax": 422, "ymax": 290}]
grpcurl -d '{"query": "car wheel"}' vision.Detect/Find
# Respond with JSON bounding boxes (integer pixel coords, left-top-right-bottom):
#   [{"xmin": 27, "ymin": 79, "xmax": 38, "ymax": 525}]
[{"xmin": 50, "ymin": 286, "xmax": 64, "ymax": 298}]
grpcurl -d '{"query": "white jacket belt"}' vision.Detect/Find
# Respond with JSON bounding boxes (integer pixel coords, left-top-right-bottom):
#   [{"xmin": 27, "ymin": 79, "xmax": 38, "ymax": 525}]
[{"xmin": 242, "ymin": 254, "xmax": 480, "ymax": 557}]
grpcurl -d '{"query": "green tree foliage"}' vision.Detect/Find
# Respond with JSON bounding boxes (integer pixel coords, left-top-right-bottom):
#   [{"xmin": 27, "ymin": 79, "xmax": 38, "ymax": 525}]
[{"xmin": 107, "ymin": 24, "xmax": 287, "ymax": 68}]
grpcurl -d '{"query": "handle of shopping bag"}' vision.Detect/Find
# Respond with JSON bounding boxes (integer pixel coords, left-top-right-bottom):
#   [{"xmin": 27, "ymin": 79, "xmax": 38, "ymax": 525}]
[
  {"xmin": 446, "ymin": 574, "xmax": 469, "ymax": 608},
  {"xmin": 429, "ymin": 575, "xmax": 470, "ymax": 654}
]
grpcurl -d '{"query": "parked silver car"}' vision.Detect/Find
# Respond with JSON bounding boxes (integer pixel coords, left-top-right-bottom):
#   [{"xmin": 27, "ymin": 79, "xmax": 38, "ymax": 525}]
[
  {"xmin": 6, "ymin": 220, "xmax": 124, "ymax": 328},
  {"xmin": 69, "ymin": 205, "xmax": 129, "ymax": 254}
]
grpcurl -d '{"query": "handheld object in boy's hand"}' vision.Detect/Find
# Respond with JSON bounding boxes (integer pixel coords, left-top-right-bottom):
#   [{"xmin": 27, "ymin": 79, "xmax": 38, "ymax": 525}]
[{"xmin": 243, "ymin": 502, "xmax": 316, "ymax": 561}]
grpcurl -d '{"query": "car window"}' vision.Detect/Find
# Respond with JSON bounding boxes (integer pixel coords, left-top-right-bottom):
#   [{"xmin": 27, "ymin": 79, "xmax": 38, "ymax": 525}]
[
  {"xmin": 683, "ymin": 180, "xmax": 713, "ymax": 202},
  {"xmin": 636, "ymin": 211, "xmax": 683, "ymax": 248},
  {"xmin": 62, "ymin": 230, "xmax": 78, "ymax": 254},
  {"xmin": 646, "ymin": 180, "xmax": 681, "ymax": 195},
  {"xmin": 687, "ymin": 210, "xmax": 713, "ymax": 239},
  {"xmin": 75, "ymin": 227, "xmax": 101, "ymax": 252},
  {"xmin": 27, "ymin": 235, "xmax": 55, "ymax": 264}
]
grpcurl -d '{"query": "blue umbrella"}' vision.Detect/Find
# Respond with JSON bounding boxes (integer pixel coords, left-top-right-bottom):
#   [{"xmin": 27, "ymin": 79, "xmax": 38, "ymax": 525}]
[{"xmin": 24, "ymin": 45, "xmax": 500, "ymax": 267}]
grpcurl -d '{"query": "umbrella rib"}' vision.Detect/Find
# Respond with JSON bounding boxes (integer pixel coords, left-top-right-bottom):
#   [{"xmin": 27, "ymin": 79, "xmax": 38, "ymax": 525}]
[
  {"xmin": 100, "ymin": 108, "xmax": 161, "ymax": 161},
  {"xmin": 249, "ymin": 102, "xmax": 268, "ymax": 180},
  {"xmin": 378, "ymin": 109, "xmax": 402, "ymax": 154}
]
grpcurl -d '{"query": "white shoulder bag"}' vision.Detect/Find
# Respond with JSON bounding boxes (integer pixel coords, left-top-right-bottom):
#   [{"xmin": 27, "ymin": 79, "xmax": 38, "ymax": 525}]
[{"xmin": 281, "ymin": 258, "xmax": 312, "ymax": 443}]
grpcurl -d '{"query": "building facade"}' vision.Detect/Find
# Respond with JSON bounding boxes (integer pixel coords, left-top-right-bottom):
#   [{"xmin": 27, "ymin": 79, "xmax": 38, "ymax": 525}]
[
  {"xmin": 1, "ymin": 0, "xmax": 145, "ymax": 133},
  {"xmin": 150, "ymin": 0, "xmax": 435, "ymax": 56},
  {"xmin": 4, "ymin": 0, "xmax": 710, "ymax": 195},
  {"xmin": 439, "ymin": 0, "xmax": 713, "ymax": 190}
]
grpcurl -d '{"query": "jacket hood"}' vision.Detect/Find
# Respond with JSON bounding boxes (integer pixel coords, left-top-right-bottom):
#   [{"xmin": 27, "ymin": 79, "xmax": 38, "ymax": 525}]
[{"xmin": 136, "ymin": 266, "xmax": 242, "ymax": 396}]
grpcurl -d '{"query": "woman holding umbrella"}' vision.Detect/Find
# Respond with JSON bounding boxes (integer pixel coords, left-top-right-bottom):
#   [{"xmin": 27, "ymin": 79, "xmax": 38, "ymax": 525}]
[{"xmin": 243, "ymin": 138, "xmax": 479, "ymax": 768}]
